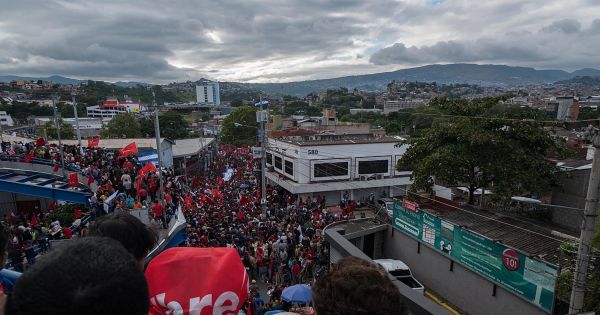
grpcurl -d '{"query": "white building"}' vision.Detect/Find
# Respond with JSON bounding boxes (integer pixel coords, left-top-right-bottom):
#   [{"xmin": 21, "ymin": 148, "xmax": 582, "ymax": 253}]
[
  {"xmin": 196, "ymin": 81, "xmax": 220, "ymax": 106},
  {"xmin": 265, "ymin": 137, "xmax": 412, "ymax": 206},
  {"xmin": 87, "ymin": 98, "xmax": 147, "ymax": 119},
  {"xmin": 384, "ymin": 99, "xmax": 426, "ymax": 114},
  {"xmin": 34, "ymin": 117, "xmax": 103, "ymax": 137},
  {"xmin": 0, "ymin": 111, "xmax": 14, "ymax": 127}
]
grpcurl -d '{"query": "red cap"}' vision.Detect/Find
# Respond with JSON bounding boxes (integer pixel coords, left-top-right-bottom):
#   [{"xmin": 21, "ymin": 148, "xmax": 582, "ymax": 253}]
[{"xmin": 145, "ymin": 247, "xmax": 249, "ymax": 315}]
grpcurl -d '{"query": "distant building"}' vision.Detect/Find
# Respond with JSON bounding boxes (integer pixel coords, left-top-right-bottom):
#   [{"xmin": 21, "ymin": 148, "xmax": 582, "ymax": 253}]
[
  {"xmin": 87, "ymin": 98, "xmax": 147, "ymax": 118},
  {"xmin": 196, "ymin": 81, "xmax": 220, "ymax": 106},
  {"xmin": 34, "ymin": 117, "xmax": 103, "ymax": 137},
  {"xmin": 0, "ymin": 111, "xmax": 14, "ymax": 127},
  {"xmin": 383, "ymin": 99, "xmax": 425, "ymax": 114},
  {"xmin": 349, "ymin": 108, "xmax": 383, "ymax": 115},
  {"xmin": 549, "ymin": 96, "xmax": 579, "ymax": 121}
]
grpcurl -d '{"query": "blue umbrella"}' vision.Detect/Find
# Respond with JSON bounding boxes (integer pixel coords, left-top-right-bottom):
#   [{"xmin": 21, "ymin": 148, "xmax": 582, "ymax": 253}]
[
  {"xmin": 281, "ymin": 284, "xmax": 312, "ymax": 304},
  {"xmin": 240, "ymin": 183, "xmax": 249, "ymax": 189}
]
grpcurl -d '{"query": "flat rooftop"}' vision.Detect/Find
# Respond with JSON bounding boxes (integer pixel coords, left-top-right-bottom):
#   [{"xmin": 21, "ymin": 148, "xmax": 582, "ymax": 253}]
[{"xmin": 272, "ymin": 136, "xmax": 405, "ymax": 146}]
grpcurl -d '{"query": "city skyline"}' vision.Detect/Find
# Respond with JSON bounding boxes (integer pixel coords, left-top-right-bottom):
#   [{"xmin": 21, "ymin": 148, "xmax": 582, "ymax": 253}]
[{"xmin": 0, "ymin": 0, "xmax": 598, "ymax": 84}]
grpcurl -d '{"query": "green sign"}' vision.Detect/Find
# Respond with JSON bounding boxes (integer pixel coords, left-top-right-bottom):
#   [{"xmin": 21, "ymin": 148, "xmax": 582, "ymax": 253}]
[{"xmin": 393, "ymin": 202, "xmax": 558, "ymax": 313}]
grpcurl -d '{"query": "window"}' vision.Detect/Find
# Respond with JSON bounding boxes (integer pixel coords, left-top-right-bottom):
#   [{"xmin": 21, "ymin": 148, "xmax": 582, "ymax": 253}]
[
  {"xmin": 285, "ymin": 160, "xmax": 294, "ymax": 176},
  {"xmin": 266, "ymin": 152, "xmax": 273, "ymax": 165},
  {"xmin": 314, "ymin": 162, "xmax": 348, "ymax": 177},
  {"xmin": 358, "ymin": 160, "xmax": 388, "ymax": 174},
  {"xmin": 274, "ymin": 156, "xmax": 282, "ymax": 169}
]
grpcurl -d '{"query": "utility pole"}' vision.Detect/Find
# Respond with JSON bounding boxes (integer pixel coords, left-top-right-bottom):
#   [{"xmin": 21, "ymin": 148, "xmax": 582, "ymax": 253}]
[
  {"xmin": 569, "ymin": 125, "xmax": 600, "ymax": 314},
  {"xmin": 52, "ymin": 95, "xmax": 66, "ymax": 178},
  {"xmin": 72, "ymin": 93, "xmax": 82, "ymax": 151},
  {"xmin": 152, "ymin": 91, "xmax": 164, "ymax": 202},
  {"xmin": 258, "ymin": 98, "xmax": 268, "ymax": 217}
]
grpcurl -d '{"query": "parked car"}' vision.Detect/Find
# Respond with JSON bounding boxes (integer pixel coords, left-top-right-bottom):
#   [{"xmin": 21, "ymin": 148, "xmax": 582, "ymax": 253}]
[
  {"xmin": 377, "ymin": 198, "xmax": 395, "ymax": 217},
  {"xmin": 374, "ymin": 259, "xmax": 425, "ymax": 294}
]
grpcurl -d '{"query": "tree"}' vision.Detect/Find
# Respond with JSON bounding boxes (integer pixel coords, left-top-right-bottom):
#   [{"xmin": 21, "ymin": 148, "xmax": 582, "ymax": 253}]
[
  {"xmin": 221, "ymin": 106, "xmax": 259, "ymax": 146},
  {"xmin": 101, "ymin": 113, "xmax": 142, "ymax": 138},
  {"xmin": 159, "ymin": 111, "xmax": 189, "ymax": 139},
  {"xmin": 40, "ymin": 119, "xmax": 75, "ymax": 140},
  {"xmin": 397, "ymin": 97, "xmax": 569, "ymax": 204}
]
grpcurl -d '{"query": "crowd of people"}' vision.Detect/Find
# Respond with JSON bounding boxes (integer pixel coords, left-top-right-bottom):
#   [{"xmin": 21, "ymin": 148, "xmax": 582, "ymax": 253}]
[{"xmin": 0, "ymin": 138, "xmax": 407, "ymax": 314}]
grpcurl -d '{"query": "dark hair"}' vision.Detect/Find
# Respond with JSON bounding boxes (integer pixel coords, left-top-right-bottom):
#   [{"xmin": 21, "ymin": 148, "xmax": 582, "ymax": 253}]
[
  {"xmin": 88, "ymin": 212, "xmax": 157, "ymax": 260},
  {"xmin": 312, "ymin": 256, "xmax": 407, "ymax": 315},
  {"xmin": 0, "ymin": 224, "xmax": 9, "ymax": 255},
  {"xmin": 6, "ymin": 237, "xmax": 149, "ymax": 315}
]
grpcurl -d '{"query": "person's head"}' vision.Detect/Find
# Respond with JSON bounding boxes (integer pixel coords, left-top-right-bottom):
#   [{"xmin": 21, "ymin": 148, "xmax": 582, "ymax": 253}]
[
  {"xmin": 312, "ymin": 256, "xmax": 407, "ymax": 315},
  {"xmin": 88, "ymin": 212, "xmax": 157, "ymax": 268},
  {"xmin": 6, "ymin": 237, "xmax": 149, "ymax": 315}
]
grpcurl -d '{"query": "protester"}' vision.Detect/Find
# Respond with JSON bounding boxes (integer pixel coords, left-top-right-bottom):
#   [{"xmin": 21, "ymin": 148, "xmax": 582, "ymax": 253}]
[
  {"xmin": 87, "ymin": 212, "xmax": 158, "ymax": 269},
  {"xmin": 5, "ymin": 237, "xmax": 149, "ymax": 315}
]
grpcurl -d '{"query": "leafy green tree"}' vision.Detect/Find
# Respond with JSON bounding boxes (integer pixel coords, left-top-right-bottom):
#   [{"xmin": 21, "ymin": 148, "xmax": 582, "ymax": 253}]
[
  {"xmin": 40, "ymin": 119, "xmax": 75, "ymax": 140},
  {"xmin": 101, "ymin": 113, "xmax": 142, "ymax": 138},
  {"xmin": 397, "ymin": 97, "xmax": 569, "ymax": 204},
  {"xmin": 159, "ymin": 111, "xmax": 189, "ymax": 139},
  {"xmin": 221, "ymin": 106, "xmax": 259, "ymax": 146}
]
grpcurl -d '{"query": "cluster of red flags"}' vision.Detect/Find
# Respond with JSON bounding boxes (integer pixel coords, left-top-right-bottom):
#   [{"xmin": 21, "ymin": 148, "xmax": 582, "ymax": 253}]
[
  {"xmin": 119, "ymin": 142, "xmax": 138, "ymax": 157},
  {"xmin": 87, "ymin": 136, "xmax": 100, "ymax": 148},
  {"xmin": 35, "ymin": 137, "xmax": 45, "ymax": 147}
]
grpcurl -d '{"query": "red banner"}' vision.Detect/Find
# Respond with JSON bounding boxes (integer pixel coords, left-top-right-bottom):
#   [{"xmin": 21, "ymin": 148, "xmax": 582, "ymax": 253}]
[
  {"xmin": 68, "ymin": 173, "xmax": 79, "ymax": 188},
  {"xmin": 119, "ymin": 142, "xmax": 138, "ymax": 157},
  {"xmin": 145, "ymin": 248, "xmax": 248, "ymax": 315},
  {"xmin": 35, "ymin": 137, "xmax": 46, "ymax": 147}
]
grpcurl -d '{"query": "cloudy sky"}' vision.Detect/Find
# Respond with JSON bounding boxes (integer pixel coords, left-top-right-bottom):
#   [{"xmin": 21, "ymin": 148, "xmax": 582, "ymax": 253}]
[{"xmin": 0, "ymin": 0, "xmax": 598, "ymax": 83}]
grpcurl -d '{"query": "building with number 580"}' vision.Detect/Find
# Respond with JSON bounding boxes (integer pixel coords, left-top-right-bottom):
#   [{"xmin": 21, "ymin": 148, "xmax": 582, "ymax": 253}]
[{"xmin": 264, "ymin": 134, "xmax": 413, "ymax": 206}]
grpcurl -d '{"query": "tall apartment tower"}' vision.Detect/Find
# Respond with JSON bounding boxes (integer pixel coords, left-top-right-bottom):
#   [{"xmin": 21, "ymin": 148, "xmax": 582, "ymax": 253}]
[{"xmin": 196, "ymin": 81, "xmax": 221, "ymax": 106}]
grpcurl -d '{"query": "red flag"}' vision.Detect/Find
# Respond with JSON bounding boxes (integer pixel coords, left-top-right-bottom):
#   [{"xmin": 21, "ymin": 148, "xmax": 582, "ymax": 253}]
[
  {"xmin": 68, "ymin": 173, "xmax": 78, "ymax": 188},
  {"xmin": 211, "ymin": 188, "xmax": 223, "ymax": 199},
  {"xmin": 201, "ymin": 193, "xmax": 214, "ymax": 205},
  {"xmin": 240, "ymin": 195, "xmax": 249, "ymax": 206},
  {"xmin": 36, "ymin": 137, "xmax": 46, "ymax": 147},
  {"xmin": 53, "ymin": 163, "xmax": 59, "ymax": 172},
  {"xmin": 185, "ymin": 194, "xmax": 192, "ymax": 208},
  {"xmin": 237, "ymin": 209, "xmax": 245, "ymax": 221},
  {"xmin": 119, "ymin": 142, "xmax": 138, "ymax": 157},
  {"xmin": 139, "ymin": 162, "xmax": 158, "ymax": 179},
  {"xmin": 8, "ymin": 147, "xmax": 15, "ymax": 156},
  {"xmin": 87, "ymin": 136, "xmax": 100, "ymax": 148},
  {"xmin": 135, "ymin": 178, "xmax": 143, "ymax": 196},
  {"xmin": 87, "ymin": 174, "xmax": 94, "ymax": 185},
  {"xmin": 23, "ymin": 151, "xmax": 34, "ymax": 163},
  {"xmin": 30, "ymin": 215, "xmax": 37, "ymax": 226},
  {"xmin": 217, "ymin": 177, "xmax": 225, "ymax": 188}
]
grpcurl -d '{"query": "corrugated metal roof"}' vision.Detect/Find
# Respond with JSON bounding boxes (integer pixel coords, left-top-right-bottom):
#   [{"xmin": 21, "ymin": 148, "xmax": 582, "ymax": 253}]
[{"xmin": 424, "ymin": 205, "xmax": 568, "ymax": 265}]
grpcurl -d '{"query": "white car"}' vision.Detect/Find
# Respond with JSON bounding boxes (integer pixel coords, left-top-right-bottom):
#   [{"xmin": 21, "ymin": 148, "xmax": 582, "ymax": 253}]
[
  {"xmin": 374, "ymin": 259, "xmax": 425, "ymax": 294},
  {"xmin": 377, "ymin": 198, "xmax": 395, "ymax": 217}
]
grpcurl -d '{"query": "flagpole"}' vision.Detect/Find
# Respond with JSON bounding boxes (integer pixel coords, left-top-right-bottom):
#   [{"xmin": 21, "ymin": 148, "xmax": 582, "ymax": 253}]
[
  {"xmin": 72, "ymin": 92, "xmax": 82, "ymax": 151},
  {"xmin": 152, "ymin": 91, "xmax": 164, "ymax": 202},
  {"xmin": 52, "ymin": 95, "xmax": 66, "ymax": 178}
]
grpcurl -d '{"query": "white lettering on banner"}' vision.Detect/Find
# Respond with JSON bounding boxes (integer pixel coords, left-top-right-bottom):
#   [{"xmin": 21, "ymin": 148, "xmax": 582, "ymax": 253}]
[{"xmin": 151, "ymin": 291, "xmax": 240, "ymax": 315}]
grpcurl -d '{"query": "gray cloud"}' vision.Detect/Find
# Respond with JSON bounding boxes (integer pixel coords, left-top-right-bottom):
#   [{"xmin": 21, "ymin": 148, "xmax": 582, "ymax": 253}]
[
  {"xmin": 0, "ymin": 0, "xmax": 598, "ymax": 82},
  {"xmin": 370, "ymin": 17, "xmax": 600, "ymax": 70}
]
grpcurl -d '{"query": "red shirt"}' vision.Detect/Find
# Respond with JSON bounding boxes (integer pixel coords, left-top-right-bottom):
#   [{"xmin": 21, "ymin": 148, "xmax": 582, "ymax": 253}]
[{"xmin": 152, "ymin": 203, "xmax": 164, "ymax": 217}]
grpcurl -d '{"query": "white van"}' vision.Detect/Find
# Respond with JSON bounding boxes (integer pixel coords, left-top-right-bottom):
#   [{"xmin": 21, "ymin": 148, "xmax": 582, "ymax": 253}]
[{"xmin": 374, "ymin": 259, "xmax": 425, "ymax": 294}]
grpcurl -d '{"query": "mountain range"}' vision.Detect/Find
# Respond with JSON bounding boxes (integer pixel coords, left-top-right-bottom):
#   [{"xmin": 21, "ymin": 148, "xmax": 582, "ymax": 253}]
[{"xmin": 2, "ymin": 64, "xmax": 599, "ymax": 97}]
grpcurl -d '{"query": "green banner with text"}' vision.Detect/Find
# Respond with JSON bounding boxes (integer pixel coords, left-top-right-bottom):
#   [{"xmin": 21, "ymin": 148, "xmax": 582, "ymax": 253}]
[{"xmin": 393, "ymin": 201, "xmax": 558, "ymax": 313}]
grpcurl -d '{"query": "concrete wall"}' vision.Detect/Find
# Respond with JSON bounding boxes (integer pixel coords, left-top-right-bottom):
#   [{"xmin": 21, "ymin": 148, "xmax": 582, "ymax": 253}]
[{"xmin": 384, "ymin": 227, "xmax": 548, "ymax": 315}]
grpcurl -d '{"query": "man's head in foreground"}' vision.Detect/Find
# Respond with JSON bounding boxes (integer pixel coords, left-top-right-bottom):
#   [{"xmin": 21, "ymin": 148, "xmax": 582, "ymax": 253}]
[
  {"xmin": 312, "ymin": 256, "xmax": 407, "ymax": 315},
  {"xmin": 6, "ymin": 237, "xmax": 149, "ymax": 315}
]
